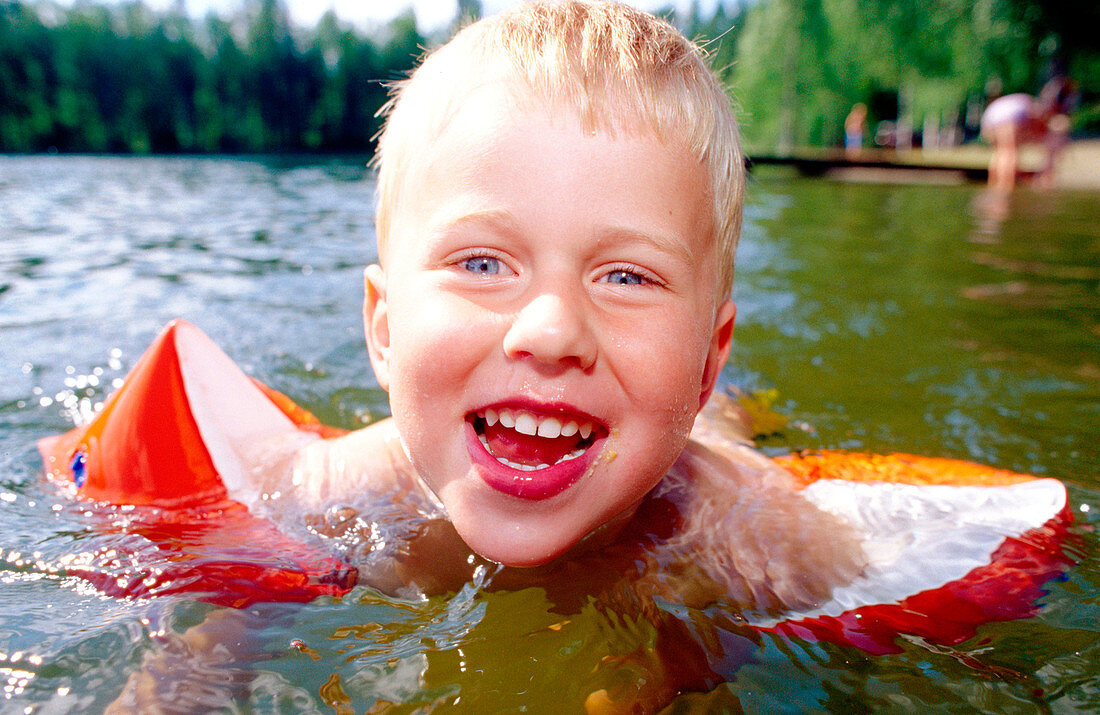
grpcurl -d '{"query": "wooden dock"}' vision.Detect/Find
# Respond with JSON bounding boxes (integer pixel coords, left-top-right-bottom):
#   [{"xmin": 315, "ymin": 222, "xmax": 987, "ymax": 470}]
[{"xmin": 748, "ymin": 150, "xmax": 994, "ymax": 183}]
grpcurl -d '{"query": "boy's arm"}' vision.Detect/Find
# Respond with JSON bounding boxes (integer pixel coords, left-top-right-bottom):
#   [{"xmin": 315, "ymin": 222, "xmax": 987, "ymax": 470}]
[
  {"xmin": 289, "ymin": 418, "xmax": 416, "ymax": 506},
  {"xmin": 670, "ymin": 438, "xmax": 866, "ymax": 614},
  {"xmin": 105, "ymin": 607, "xmax": 270, "ymax": 713}
]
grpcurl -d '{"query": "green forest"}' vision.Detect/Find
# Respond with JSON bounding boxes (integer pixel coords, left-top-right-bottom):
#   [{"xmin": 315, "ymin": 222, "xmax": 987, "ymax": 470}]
[{"xmin": 1, "ymin": 0, "xmax": 1097, "ymax": 154}]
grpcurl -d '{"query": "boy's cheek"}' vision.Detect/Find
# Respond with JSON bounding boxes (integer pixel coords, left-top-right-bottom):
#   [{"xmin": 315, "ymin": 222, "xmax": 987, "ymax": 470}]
[{"xmin": 385, "ymin": 315, "xmax": 480, "ymax": 394}]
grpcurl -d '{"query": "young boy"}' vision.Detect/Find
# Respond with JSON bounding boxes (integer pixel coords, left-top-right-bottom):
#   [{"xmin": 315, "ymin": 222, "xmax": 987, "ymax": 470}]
[
  {"xmin": 277, "ymin": 0, "xmax": 865, "ymax": 609},
  {"xmin": 74, "ymin": 4, "xmax": 1068, "ymax": 709},
  {"xmin": 91, "ymin": 8, "xmax": 864, "ymax": 707}
]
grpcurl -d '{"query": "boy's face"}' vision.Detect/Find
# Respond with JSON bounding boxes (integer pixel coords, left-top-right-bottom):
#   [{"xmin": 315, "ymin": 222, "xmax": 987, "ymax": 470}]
[{"xmin": 365, "ymin": 86, "xmax": 735, "ymax": 567}]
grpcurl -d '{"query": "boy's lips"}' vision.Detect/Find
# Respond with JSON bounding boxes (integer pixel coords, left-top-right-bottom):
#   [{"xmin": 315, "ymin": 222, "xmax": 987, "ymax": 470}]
[{"xmin": 464, "ymin": 404, "xmax": 606, "ymax": 500}]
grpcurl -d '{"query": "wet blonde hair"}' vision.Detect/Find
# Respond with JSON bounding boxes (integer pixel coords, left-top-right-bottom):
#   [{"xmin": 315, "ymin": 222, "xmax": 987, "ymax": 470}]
[{"xmin": 374, "ymin": 0, "xmax": 744, "ymax": 296}]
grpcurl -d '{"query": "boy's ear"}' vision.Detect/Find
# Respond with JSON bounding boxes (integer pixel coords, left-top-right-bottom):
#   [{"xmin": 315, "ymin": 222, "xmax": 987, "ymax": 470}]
[
  {"xmin": 699, "ymin": 299, "xmax": 736, "ymax": 409},
  {"xmin": 363, "ymin": 264, "xmax": 392, "ymax": 392}
]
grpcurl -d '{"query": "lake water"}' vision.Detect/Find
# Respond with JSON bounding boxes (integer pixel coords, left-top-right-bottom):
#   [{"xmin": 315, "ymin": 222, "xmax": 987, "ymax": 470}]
[{"xmin": 1, "ymin": 156, "xmax": 1097, "ymax": 711}]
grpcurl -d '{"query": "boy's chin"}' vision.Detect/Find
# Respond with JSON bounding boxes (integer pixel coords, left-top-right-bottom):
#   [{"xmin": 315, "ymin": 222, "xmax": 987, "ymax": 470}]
[
  {"xmin": 438, "ymin": 482, "xmax": 647, "ymax": 568},
  {"xmin": 452, "ymin": 518, "xmax": 582, "ymax": 568}
]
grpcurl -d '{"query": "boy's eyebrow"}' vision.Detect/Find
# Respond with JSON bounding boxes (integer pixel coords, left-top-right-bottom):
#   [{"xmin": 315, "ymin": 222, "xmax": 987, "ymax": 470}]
[
  {"xmin": 420, "ymin": 206, "xmax": 520, "ymax": 247},
  {"xmin": 432, "ymin": 207, "xmax": 518, "ymax": 235},
  {"xmin": 434, "ymin": 209, "xmax": 698, "ymax": 266},
  {"xmin": 595, "ymin": 226, "xmax": 697, "ymax": 268}
]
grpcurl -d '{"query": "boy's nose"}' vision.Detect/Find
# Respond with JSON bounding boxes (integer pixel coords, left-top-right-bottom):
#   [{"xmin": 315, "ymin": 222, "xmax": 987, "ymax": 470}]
[{"xmin": 502, "ymin": 292, "xmax": 597, "ymax": 371}]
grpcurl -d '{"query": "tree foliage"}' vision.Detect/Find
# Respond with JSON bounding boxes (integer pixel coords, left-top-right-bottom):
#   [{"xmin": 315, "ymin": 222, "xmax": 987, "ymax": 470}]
[
  {"xmin": 0, "ymin": 0, "xmax": 1095, "ymax": 154},
  {"xmin": 0, "ymin": 0, "xmax": 426, "ymax": 153},
  {"xmin": 715, "ymin": 0, "xmax": 1099, "ymax": 150}
]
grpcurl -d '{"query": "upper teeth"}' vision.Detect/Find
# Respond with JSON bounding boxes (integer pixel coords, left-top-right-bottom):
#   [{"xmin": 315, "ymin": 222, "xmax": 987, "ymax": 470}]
[{"xmin": 482, "ymin": 407, "xmax": 594, "ymax": 440}]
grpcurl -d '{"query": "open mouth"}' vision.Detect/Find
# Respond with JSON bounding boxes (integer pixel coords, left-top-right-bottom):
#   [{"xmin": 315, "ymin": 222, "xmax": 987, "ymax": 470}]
[{"xmin": 468, "ymin": 406, "xmax": 603, "ymax": 472}]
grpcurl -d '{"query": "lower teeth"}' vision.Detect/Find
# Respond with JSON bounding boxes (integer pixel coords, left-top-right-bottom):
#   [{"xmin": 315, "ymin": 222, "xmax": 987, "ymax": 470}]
[{"xmin": 477, "ymin": 434, "xmax": 585, "ymax": 471}]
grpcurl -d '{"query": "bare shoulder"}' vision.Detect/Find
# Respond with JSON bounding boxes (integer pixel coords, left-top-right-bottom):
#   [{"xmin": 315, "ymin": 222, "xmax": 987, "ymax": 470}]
[
  {"xmin": 690, "ymin": 388, "xmax": 756, "ymax": 449},
  {"xmin": 673, "ymin": 436, "xmax": 797, "ymax": 494},
  {"xmin": 664, "ymin": 438, "xmax": 866, "ymax": 613},
  {"xmin": 291, "ymin": 418, "xmax": 415, "ymax": 506}
]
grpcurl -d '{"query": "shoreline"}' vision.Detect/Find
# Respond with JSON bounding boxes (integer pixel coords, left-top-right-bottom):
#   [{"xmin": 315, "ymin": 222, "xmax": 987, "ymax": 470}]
[
  {"xmin": 749, "ymin": 138, "xmax": 1100, "ymax": 190},
  {"xmin": 9, "ymin": 140, "xmax": 1099, "ymax": 190}
]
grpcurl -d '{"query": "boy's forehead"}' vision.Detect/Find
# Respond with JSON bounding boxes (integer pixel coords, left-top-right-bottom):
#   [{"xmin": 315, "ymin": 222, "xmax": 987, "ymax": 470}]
[
  {"xmin": 383, "ymin": 89, "xmax": 718, "ymax": 289},
  {"xmin": 409, "ymin": 81, "xmax": 679, "ymax": 188}
]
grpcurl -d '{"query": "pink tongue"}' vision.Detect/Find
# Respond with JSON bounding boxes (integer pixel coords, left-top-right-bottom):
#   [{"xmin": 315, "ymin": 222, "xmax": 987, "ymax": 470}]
[{"xmin": 482, "ymin": 422, "xmax": 581, "ymax": 467}]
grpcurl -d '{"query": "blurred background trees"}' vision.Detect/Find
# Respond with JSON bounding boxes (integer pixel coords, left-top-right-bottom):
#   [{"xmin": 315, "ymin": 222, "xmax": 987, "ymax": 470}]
[
  {"xmin": 0, "ymin": 0, "xmax": 1096, "ymax": 154},
  {"xmin": 721, "ymin": 0, "xmax": 1099, "ymax": 151},
  {"xmin": 0, "ymin": 0, "xmax": 426, "ymax": 152}
]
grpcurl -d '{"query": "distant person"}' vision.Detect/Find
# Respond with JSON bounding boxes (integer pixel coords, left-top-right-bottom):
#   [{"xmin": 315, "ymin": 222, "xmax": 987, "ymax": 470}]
[
  {"xmin": 844, "ymin": 103, "xmax": 867, "ymax": 158},
  {"xmin": 980, "ymin": 76, "xmax": 1077, "ymax": 192}
]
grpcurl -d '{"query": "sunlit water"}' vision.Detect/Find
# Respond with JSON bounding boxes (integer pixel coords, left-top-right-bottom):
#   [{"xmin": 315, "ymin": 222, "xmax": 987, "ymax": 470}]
[{"xmin": 1, "ymin": 156, "xmax": 1097, "ymax": 712}]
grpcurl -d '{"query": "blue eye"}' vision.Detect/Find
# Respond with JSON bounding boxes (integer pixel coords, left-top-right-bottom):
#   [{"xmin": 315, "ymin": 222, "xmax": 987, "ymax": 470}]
[
  {"xmin": 462, "ymin": 256, "xmax": 501, "ymax": 275},
  {"xmin": 604, "ymin": 270, "xmax": 645, "ymax": 286}
]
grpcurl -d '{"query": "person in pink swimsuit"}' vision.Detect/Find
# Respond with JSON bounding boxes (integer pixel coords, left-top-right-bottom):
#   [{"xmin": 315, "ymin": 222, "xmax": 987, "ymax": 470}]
[{"xmin": 981, "ymin": 78, "xmax": 1076, "ymax": 192}]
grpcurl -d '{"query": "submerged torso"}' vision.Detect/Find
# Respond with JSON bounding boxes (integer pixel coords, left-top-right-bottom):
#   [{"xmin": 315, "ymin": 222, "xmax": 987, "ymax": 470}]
[{"xmin": 243, "ymin": 418, "xmax": 866, "ymax": 619}]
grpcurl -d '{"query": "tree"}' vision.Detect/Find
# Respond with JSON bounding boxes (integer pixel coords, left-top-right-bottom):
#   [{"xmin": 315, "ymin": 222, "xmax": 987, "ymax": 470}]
[
  {"xmin": 730, "ymin": 0, "xmax": 1099, "ymax": 152},
  {"xmin": 2, "ymin": 0, "xmax": 1094, "ymax": 155}
]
